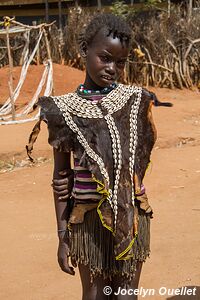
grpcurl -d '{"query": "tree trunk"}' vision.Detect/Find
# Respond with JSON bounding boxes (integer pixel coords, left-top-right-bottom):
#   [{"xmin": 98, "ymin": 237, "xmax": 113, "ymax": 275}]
[
  {"xmin": 45, "ymin": 0, "xmax": 49, "ymax": 23},
  {"xmin": 58, "ymin": 0, "xmax": 62, "ymax": 30},
  {"xmin": 168, "ymin": 0, "xmax": 171, "ymax": 17},
  {"xmin": 58, "ymin": 0, "xmax": 63, "ymax": 64},
  {"xmin": 97, "ymin": 0, "xmax": 102, "ymax": 11},
  {"xmin": 6, "ymin": 26, "xmax": 15, "ymax": 120},
  {"xmin": 188, "ymin": 0, "xmax": 193, "ymax": 20},
  {"xmin": 131, "ymin": 0, "xmax": 134, "ymax": 6},
  {"xmin": 75, "ymin": 0, "xmax": 79, "ymax": 8}
]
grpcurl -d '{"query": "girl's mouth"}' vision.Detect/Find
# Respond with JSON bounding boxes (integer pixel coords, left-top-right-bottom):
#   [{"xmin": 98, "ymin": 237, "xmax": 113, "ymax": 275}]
[{"xmin": 101, "ymin": 75, "xmax": 113, "ymax": 81}]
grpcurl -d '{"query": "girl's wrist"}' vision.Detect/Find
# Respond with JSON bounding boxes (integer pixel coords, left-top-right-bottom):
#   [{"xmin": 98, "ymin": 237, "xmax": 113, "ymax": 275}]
[
  {"xmin": 57, "ymin": 228, "xmax": 69, "ymax": 241},
  {"xmin": 57, "ymin": 228, "xmax": 67, "ymax": 233}
]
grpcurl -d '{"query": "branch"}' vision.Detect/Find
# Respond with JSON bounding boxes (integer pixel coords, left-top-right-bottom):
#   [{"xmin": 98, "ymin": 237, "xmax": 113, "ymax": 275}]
[
  {"xmin": 11, "ymin": 19, "xmax": 56, "ymax": 29},
  {"xmin": 167, "ymin": 39, "xmax": 179, "ymax": 56},
  {"xmin": 1, "ymin": 16, "xmax": 56, "ymax": 30},
  {"xmin": 128, "ymin": 60, "xmax": 173, "ymax": 73},
  {"xmin": 143, "ymin": 47, "xmax": 155, "ymax": 83},
  {"xmin": 0, "ymin": 52, "xmax": 6, "ymax": 61},
  {"xmin": 184, "ymin": 38, "xmax": 200, "ymax": 60}
]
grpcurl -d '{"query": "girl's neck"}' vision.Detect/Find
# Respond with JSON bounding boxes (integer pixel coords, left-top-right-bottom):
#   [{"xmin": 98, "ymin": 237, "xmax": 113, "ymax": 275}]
[
  {"xmin": 83, "ymin": 78, "xmax": 101, "ymax": 91},
  {"xmin": 83, "ymin": 72, "xmax": 116, "ymax": 91}
]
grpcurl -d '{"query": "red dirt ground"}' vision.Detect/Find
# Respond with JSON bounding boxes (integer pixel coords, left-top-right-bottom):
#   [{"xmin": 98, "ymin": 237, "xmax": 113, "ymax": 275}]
[{"xmin": 0, "ymin": 64, "xmax": 200, "ymax": 300}]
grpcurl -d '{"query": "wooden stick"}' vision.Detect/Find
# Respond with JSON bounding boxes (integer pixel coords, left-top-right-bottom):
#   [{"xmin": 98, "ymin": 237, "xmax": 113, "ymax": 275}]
[
  {"xmin": 36, "ymin": 43, "xmax": 40, "ymax": 65},
  {"xmin": 143, "ymin": 47, "xmax": 155, "ymax": 85},
  {"xmin": 187, "ymin": 0, "xmax": 193, "ymax": 21},
  {"xmin": 43, "ymin": 28, "xmax": 51, "ymax": 63},
  {"xmin": 174, "ymin": 60, "xmax": 183, "ymax": 89},
  {"xmin": 0, "ymin": 53, "xmax": 6, "ymax": 61},
  {"xmin": 184, "ymin": 38, "xmax": 200, "ymax": 60},
  {"xmin": 167, "ymin": 39, "xmax": 179, "ymax": 56},
  {"xmin": 97, "ymin": 0, "xmax": 102, "ymax": 11},
  {"xmin": 2, "ymin": 16, "xmax": 55, "ymax": 30},
  {"xmin": 58, "ymin": 0, "xmax": 63, "ymax": 63},
  {"xmin": 58, "ymin": 0, "xmax": 62, "ymax": 30},
  {"xmin": 128, "ymin": 60, "xmax": 173, "ymax": 73},
  {"xmin": 6, "ymin": 25, "xmax": 15, "ymax": 120},
  {"xmin": 43, "ymin": 27, "xmax": 54, "ymax": 95},
  {"xmin": 168, "ymin": 0, "xmax": 171, "ymax": 18},
  {"xmin": 13, "ymin": 19, "xmax": 56, "ymax": 29},
  {"xmin": 45, "ymin": 0, "xmax": 49, "ymax": 24}
]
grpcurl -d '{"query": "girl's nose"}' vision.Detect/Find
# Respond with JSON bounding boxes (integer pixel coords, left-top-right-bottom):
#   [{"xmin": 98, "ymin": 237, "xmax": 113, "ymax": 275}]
[{"xmin": 106, "ymin": 62, "xmax": 116, "ymax": 75}]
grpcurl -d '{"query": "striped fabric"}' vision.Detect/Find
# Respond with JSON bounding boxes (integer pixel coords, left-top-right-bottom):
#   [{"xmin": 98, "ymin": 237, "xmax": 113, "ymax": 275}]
[
  {"xmin": 70, "ymin": 91, "xmax": 146, "ymax": 201},
  {"xmin": 72, "ymin": 156, "xmax": 103, "ymax": 200},
  {"xmin": 71, "ymin": 93, "xmax": 106, "ymax": 201}
]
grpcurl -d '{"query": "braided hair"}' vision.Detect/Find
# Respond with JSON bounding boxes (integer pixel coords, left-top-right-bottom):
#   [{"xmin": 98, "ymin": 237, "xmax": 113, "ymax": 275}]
[{"xmin": 79, "ymin": 13, "xmax": 132, "ymax": 48}]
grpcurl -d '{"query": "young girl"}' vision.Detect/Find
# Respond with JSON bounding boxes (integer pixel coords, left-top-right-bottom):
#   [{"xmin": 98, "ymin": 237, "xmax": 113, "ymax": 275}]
[{"xmin": 27, "ymin": 13, "xmax": 156, "ymax": 300}]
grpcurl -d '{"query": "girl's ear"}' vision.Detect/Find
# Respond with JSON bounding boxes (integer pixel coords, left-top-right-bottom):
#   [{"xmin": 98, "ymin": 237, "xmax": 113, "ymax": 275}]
[{"xmin": 79, "ymin": 41, "xmax": 88, "ymax": 58}]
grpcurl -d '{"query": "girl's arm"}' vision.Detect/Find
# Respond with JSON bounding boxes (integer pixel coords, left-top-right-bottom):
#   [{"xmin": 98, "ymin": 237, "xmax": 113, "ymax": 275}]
[
  {"xmin": 53, "ymin": 148, "xmax": 73, "ymax": 230},
  {"xmin": 53, "ymin": 148, "xmax": 75, "ymax": 275}
]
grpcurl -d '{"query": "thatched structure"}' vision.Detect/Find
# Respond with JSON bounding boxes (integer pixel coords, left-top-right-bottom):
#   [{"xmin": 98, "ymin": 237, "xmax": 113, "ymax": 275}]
[
  {"xmin": 0, "ymin": 3, "xmax": 200, "ymax": 89},
  {"xmin": 0, "ymin": 17, "xmax": 54, "ymax": 124}
]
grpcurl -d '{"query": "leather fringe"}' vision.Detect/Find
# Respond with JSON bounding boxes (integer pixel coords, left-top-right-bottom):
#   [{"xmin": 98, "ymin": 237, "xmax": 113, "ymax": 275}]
[{"xmin": 69, "ymin": 207, "xmax": 150, "ymax": 282}]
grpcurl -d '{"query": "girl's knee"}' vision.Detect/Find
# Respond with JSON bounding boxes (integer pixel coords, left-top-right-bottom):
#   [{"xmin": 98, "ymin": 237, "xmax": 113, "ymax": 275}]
[
  {"xmin": 111, "ymin": 287, "xmax": 138, "ymax": 300},
  {"xmin": 111, "ymin": 263, "xmax": 143, "ymax": 300},
  {"xmin": 82, "ymin": 285, "xmax": 110, "ymax": 300},
  {"xmin": 79, "ymin": 264, "xmax": 110, "ymax": 300},
  {"xmin": 82, "ymin": 288, "xmax": 97, "ymax": 300}
]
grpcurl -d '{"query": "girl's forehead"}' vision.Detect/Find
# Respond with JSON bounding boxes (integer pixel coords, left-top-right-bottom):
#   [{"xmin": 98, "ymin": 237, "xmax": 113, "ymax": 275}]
[{"xmin": 89, "ymin": 29, "xmax": 129, "ymax": 54}]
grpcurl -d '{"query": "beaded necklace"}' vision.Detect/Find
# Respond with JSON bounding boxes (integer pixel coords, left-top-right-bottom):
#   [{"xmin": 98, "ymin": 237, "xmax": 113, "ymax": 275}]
[{"xmin": 77, "ymin": 83, "xmax": 117, "ymax": 98}]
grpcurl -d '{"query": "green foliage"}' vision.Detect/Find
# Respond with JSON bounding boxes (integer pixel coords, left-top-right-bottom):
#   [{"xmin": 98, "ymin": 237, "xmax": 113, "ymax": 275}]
[
  {"xmin": 110, "ymin": 1, "xmax": 129, "ymax": 17},
  {"xmin": 145, "ymin": 0, "xmax": 165, "ymax": 8},
  {"xmin": 146, "ymin": 0, "xmax": 162, "ymax": 4}
]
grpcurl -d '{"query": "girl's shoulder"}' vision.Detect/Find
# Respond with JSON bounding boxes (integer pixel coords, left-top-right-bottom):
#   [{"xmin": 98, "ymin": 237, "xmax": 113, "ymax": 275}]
[
  {"xmin": 37, "ymin": 92, "xmax": 72, "ymax": 111},
  {"xmin": 36, "ymin": 92, "xmax": 75, "ymax": 122},
  {"xmin": 118, "ymin": 84, "xmax": 154, "ymax": 110},
  {"xmin": 36, "ymin": 94, "xmax": 75, "ymax": 151},
  {"xmin": 26, "ymin": 94, "xmax": 75, "ymax": 160},
  {"xmin": 120, "ymin": 84, "xmax": 153, "ymax": 99}
]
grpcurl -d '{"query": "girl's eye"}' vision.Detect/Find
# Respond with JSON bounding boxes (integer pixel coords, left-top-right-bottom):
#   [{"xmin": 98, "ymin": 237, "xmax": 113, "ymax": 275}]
[{"xmin": 100, "ymin": 56, "xmax": 111, "ymax": 63}]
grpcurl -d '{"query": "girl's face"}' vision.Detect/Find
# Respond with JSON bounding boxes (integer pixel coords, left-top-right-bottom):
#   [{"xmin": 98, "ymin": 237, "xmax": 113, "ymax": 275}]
[{"xmin": 83, "ymin": 29, "xmax": 129, "ymax": 90}]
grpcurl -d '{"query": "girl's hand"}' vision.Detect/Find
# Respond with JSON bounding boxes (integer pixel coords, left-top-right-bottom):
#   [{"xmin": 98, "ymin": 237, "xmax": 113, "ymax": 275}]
[
  {"xmin": 57, "ymin": 240, "xmax": 75, "ymax": 276},
  {"xmin": 52, "ymin": 169, "xmax": 74, "ymax": 200}
]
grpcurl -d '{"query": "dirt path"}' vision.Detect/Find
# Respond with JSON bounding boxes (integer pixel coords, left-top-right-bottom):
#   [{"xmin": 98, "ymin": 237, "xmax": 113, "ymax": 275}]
[{"xmin": 0, "ymin": 65, "xmax": 200, "ymax": 299}]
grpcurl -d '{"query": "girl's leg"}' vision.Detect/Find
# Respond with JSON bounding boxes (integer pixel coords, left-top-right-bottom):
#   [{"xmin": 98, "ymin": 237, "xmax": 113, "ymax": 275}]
[
  {"xmin": 111, "ymin": 262, "xmax": 143, "ymax": 300},
  {"xmin": 79, "ymin": 264, "xmax": 111, "ymax": 300}
]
